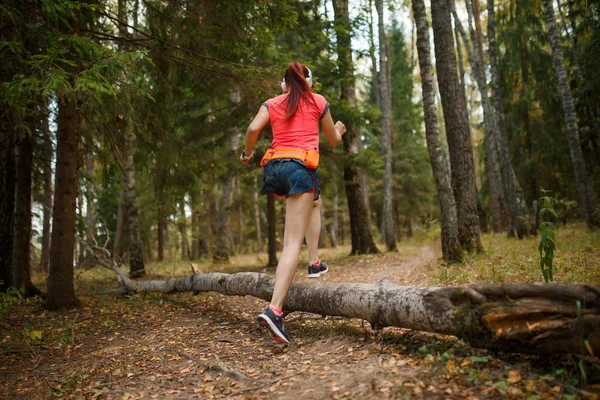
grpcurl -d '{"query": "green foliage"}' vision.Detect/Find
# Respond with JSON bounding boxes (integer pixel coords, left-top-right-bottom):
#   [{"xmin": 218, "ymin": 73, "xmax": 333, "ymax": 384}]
[
  {"xmin": 0, "ymin": 287, "xmax": 25, "ymax": 312},
  {"xmin": 538, "ymin": 188, "xmax": 557, "ymax": 282}
]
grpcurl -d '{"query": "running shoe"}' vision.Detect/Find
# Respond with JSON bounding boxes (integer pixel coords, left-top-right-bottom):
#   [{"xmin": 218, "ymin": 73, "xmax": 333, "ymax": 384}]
[
  {"xmin": 257, "ymin": 307, "xmax": 290, "ymax": 344},
  {"xmin": 307, "ymin": 259, "xmax": 328, "ymax": 278}
]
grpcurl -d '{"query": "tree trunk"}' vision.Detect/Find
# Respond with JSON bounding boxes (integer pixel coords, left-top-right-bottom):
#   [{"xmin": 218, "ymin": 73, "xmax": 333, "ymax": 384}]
[
  {"xmin": 266, "ymin": 194, "xmax": 278, "ymax": 268},
  {"xmin": 124, "ymin": 129, "xmax": 145, "ymax": 277},
  {"xmin": 455, "ymin": 24, "xmax": 468, "ymax": 118},
  {"xmin": 213, "ymin": 125, "xmax": 238, "ymax": 263},
  {"xmin": 100, "ymin": 259, "xmax": 600, "ymax": 357},
  {"xmin": 11, "ymin": 133, "xmax": 39, "ymax": 295},
  {"xmin": 333, "ymin": 0, "xmax": 380, "ymax": 256},
  {"xmin": 368, "ymin": 0, "xmax": 380, "ymax": 109},
  {"xmin": 84, "ymin": 130, "xmax": 96, "ymax": 267},
  {"xmin": 178, "ymin": 200, "xmax": 189, "ymax": 261},
  {"xmin": 318, "ymin": 198, "xmax": 327, "ymax": 248},
  {"xmin": 113, "ymin": 184, "xmax": 125, "ymax": 259},
  {"xmin": 45, "ymin": 95, "xmax": 81, "ymax": 310},
  {"xmin": 330, "ymin": 186, "xmax": 338, "ymax": 248},
  {"xmin": 157, "ymin": 209, "xmax": 166, "ymax": 262},
  {"xmin": 0, "ymin": 126, "xmax": 15, "ymax": 289},
  {"xmin": 430, "ymin": 0, "xmax": 483, "ymax": 253},
  {"xmin": 40, "ymin": 105, "xmax": 53, "ymax": 273},
  {"xmin": 191, "ymin": 190, "xmax": 200, "ymax": 260},
  {"xmin": 376, "ymin": 0, "xmax": 397, "ymax": 252},
  {"xmin": 252, "ymin": 177, "xmax": 262, "ymax": 253},
  {"xmin": 237, "ymin": 179, "xmax": 244, "ymax": 254},
  {"xmin": 454, "ymin": 5, "xmax": 508, "ymax": 235},
  {"xmin": 470, "ymin": 0, "xmax": 532, "ymax": 238},
  {"xmin": 412, "ymin": 0, "xmax": 463, "ymax": 262},
  {"xmin": 542, "ymin": 0, "xmax": 597, "ymax": 227}
]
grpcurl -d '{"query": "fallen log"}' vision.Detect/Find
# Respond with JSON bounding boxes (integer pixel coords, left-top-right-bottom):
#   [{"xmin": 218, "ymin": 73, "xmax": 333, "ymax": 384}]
[
  {"xmin": 111, "ymin": 265, "xmax": 598, "ymax": 356},
  {"xmin": 78, "ymin": 237, "xmax": 599, "ymax": 356}
]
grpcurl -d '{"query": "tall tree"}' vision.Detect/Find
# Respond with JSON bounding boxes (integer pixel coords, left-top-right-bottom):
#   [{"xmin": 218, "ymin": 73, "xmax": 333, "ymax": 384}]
[
  {"xmin": 252, "ymin": 176, "xmax": 263, "ymax": 253},
  {"xmin": 376, "ymin": 0, "xmax": 397, "ymax": 251},
  {"xmin": 332, "ymin": 0, "xmax": 379, "ymax": 255},
  {"xmin": 430, "ymin": 0, "xmax": 483, "ymax": 252},
  {"xmin": 411, "ymin": 0, "xmax": 463, "ymax": 262},
  {"xmin": 11, "ymin": 132, "xmax": 39, "ymax": 295},
  {"xmin": 453, "ymin": 3, "xmax": 510, "ymax": 235},
  {"xmin": 213, "ymin": 106, "xmax": 239, "ymax": 263},
  {"xmin": 191, "ymin": 189, "xmax": 201, "ymax": 260},
  {"xmin": 123, "ymin": 125, "xmax": 145, "ymax": 277},
  {"xmin": 0, "ymin": 127, "xmax": 15, "ymax": 290},
  {"xmin": 46, "ymin": 94, "xmax": 82, "ymax": 310},
  {"xmin": 40, "ymin": 104, "xmax": 53, "ymax": 272},
  {"xmin": 266, "ymin": 194, "xmax": 278, "ymax": 268},
  {"xmin": 84, "ymin": 129, "xmax": 96, "ymax": 266},
  {"xmin": 118, "ymin": 0, "xmax": 145, "ymax": 277},
  {"xmin": 473, "ymin": 0, "xmax": 532, "ymax": 237},
  {"xmin": 542, "ymin": 0, "xmax": 597, "ymax": 226}
]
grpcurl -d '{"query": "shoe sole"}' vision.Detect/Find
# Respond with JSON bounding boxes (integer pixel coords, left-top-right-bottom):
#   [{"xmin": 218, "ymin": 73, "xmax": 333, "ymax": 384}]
[
  {"xmin": 257, "ymin": 314, "xmax": 290, "ymax": 344},
  {"xmin": 307, "ymin": 267, "xmax": 328, "ymax": 279}
]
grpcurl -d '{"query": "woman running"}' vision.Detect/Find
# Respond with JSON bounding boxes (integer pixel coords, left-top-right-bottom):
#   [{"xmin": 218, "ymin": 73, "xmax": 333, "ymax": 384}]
[{"xmin": 239, "ymin": 62, "xmax": 346, "ymax": 343}]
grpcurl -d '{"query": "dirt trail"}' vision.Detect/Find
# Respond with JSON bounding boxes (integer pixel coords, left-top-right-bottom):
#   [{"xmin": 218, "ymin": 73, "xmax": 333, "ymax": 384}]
[{"xmin": 1, "ymin": 244, "xmax": 585, "ymax": 399}]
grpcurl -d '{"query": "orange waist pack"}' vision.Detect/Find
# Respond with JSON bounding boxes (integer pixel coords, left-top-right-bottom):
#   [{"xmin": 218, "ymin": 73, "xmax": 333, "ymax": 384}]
[{"xmin": 260, "ymin": 147, "xmax": 320, "ymax": 169}]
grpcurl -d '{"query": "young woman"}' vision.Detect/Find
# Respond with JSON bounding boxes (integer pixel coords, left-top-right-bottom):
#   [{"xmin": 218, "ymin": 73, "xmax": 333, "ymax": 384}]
[{"xmin": 239, "ymin": 62, "xmax": 346, "ymax": 343}]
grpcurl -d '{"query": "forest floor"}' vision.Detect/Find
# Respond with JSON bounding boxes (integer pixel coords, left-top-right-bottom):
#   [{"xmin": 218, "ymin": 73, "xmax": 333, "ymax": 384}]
[{"xmin": 1, "ymin": 223, "xmax": 600, "ymax": 399}]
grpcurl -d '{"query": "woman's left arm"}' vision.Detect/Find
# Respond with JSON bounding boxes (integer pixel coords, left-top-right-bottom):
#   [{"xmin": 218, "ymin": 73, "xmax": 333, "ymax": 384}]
[{"xmin": 241, "ymin": 105, "xmax": 270, "ymax": 163}]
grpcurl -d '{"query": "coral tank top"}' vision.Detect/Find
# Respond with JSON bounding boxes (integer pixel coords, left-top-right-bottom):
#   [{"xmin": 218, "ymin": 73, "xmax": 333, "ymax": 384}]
[{"xmin": 263, "ymin": 92, "xmax": 329, "ymax": 151}]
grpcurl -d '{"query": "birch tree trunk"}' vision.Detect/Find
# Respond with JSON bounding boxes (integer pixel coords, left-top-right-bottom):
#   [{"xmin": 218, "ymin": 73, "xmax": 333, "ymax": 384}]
[
  {"xmin": 376, "ymin": 0, "xmax": 397, "ymax": 252},
  {"xmin": 101, "ymin": 259, "xmax": 599, "ymax": 357},
  {"xmin": 454, "ymin": 5, "xmax": 508, "ymax": 235},
  {"xmin": 431, "ymin": 0, "xmax": 483, "ymax": 253},
  {"xmin": 84, "ymin": 129, "xmax": 96, "ymax": 267},
  {"xmin": 412, "ymin": 0, "xmax": 463, "ymax": 262},
  {"xmin": 332, "ymin": 0, "xmax": 379, "ymax": 255},
  {"xmin": 40, "ymin": 106, "xmax": 53, "ymax": 272},
  {"xmin": 470, "ymin": 0, "xmax": 532, "ymax": 238},
  {"xmin": 178, "ymin": 200, "xmax": 189, "ymax": 261},
  {"xmin": 368, "ymin": 0, "xmax": 380, "ymax": 109},
  {"xmin": 542, "ymin": 0, "xmax": 597, "ymax": 227}
]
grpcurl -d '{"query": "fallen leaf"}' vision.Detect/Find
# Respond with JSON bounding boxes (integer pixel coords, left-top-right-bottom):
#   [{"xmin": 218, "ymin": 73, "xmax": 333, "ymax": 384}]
[
  {"xmin": 446, "ymin": 359, "xmax": 456, "ymax": 374},
  {"xmin": 507, "ymin": 370, "xmax": 521, "ymax": 384}
]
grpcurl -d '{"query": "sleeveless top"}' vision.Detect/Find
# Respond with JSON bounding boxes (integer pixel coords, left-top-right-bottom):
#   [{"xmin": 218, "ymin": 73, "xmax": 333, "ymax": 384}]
[{"xmin": 263, "ymin": 92, "xmax": 329, "ymax": 150}]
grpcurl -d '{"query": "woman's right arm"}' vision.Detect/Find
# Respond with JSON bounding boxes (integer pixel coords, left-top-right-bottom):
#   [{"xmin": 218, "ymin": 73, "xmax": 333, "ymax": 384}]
[
  {"xmin": 320, "ymin": 109, "xmax": 346, "ymax": 147},
  {"xmin": 241, "ymin": 105, "xmax": 270, "ymax": 163}
]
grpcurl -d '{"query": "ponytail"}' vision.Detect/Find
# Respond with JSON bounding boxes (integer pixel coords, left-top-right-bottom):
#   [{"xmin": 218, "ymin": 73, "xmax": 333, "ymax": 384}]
[{"xmin": 283, "ymin": 62, "xmax": 315, "ymax": 120}]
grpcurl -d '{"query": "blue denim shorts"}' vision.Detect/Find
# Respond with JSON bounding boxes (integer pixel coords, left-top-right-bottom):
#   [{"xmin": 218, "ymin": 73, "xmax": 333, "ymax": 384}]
[{"xmin": 260, "ymin": 159, "xmax": 320, "ymax": 201}]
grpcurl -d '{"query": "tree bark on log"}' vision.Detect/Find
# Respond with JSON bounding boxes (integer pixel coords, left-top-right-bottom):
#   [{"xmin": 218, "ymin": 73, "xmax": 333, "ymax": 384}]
[{"xmin": 100, "ymin": 258, "xmax": 599, "ymax": 356}]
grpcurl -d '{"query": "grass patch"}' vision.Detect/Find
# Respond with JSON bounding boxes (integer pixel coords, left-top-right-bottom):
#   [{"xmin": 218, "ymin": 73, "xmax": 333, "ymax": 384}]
[{"xmin": 428, "ymin": 223, "xmax": 600, "ymax": 286}]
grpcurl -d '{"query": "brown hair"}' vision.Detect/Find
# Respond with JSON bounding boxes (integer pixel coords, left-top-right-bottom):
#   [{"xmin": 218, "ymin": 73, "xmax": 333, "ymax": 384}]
[{"xmin": 283, "ymin": 62, "xmax": 315, "ymax": 120}]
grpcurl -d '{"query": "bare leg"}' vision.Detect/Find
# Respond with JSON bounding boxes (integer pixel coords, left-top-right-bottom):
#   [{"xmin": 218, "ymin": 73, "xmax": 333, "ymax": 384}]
[
  {"xmin": 270, "ymin": 193, "xmax": 314, "ymax": 310},
  {"xmin": 306, "ymin": 198, "xmax": 321, "ymax": 263}
]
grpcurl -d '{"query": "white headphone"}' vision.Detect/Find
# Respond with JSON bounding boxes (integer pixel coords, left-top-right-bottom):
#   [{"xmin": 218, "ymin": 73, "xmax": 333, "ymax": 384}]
[{"xmin": 281, "ymin": 67, "xmax": 313, "ymax": 91}]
